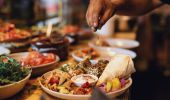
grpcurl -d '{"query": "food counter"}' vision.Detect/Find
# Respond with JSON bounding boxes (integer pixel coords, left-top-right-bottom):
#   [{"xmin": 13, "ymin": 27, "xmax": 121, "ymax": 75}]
[
  {"xmin": 0, "ymin": 23, "xmax": 138, "ymax": 100},
  {"xmin": 3, "ymin": 40, "xmax": 132, "ymax": 100},
  {"xmin": 6, "ymin": 41, "xmax": 129, "ymax": 100}
]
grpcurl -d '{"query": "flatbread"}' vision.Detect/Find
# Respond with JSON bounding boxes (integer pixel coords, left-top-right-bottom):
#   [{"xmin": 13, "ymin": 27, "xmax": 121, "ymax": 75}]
[{"xmin": 96, "ymin": 54, "xmax": 135, "ymax": 85}]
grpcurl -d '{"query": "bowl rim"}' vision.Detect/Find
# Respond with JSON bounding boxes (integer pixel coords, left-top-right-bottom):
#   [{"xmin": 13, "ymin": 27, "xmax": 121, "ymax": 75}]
[
  {"xmin": 39, "ymin": 70, "xmax": 132, "ymax": 97},
  {"xmin": 10, "ymin": 52, "xmax": 60, "ymax": 69},
  {"xmin": 0, "ymin": 70, "xmax": 31, "ymax": 88},
  {"xmin": 106, "ymin": 38, "xmax": 140, "ymax": 49}
]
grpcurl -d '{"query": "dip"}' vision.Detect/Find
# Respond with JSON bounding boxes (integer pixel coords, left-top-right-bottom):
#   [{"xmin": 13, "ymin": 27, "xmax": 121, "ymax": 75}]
[{"xmin": 71, "ymin": 74, "xmax": 98, "ymax": 87}]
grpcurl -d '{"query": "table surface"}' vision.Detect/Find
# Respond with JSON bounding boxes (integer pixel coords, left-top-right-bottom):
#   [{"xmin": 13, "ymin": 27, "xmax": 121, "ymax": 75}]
[{"xmin": 7, "ymin": 40, "xmax": 131, "ymax": 100}]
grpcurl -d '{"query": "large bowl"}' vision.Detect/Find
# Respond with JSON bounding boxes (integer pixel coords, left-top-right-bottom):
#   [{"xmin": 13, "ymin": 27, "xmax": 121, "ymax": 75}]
[
  {"xmin": 10, "ymin": 52, "xmax": 60, "ymax": 76},
  {"xmin": 0, "ymin": 73, "xmax": 31, "ymax": 99},
  {"xmin": 39, "ymin": 71, "xmax": 132, "ymax": 100}
]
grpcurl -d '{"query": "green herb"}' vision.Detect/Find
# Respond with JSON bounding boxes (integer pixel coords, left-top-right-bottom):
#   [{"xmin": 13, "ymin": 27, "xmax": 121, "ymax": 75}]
[
  {"xmin": 0, "ymin": 55, "xmax": 30, "ymax": 85},
  {"xmin": 59, "ymin": 64, "xmax": 70, "ymax": 72}
]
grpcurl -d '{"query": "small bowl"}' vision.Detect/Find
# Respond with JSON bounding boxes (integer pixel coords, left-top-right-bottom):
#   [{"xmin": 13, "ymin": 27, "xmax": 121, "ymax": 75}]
[
  {"xmin": 0, "ymin": 72, "xmax": 31, "ymax": 99},
  {"xmin": 71, "ymin": 74, "xmax": 98, "ymax": 87}
]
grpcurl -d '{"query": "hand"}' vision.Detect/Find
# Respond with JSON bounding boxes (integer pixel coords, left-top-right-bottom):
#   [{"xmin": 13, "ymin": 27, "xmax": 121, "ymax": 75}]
[
  {"xmin": 86, "ymin": 0, "xmax": 121, "ymax": 31},
  {"xmin": 86, "ymin": 0, "xmax": 163, "ymax": 31}
]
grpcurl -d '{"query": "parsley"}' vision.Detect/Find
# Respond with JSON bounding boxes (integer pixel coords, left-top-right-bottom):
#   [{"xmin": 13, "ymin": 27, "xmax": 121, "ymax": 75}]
[{"xmin": 0, "ymin": 55, "xmax": 30, "ymax": 85}]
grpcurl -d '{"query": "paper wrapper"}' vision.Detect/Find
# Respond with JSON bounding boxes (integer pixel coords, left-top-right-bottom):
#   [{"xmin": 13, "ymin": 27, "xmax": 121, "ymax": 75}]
[{"xmin": 96, "ymin": 54, "xmax": 135, "ymax": 85}]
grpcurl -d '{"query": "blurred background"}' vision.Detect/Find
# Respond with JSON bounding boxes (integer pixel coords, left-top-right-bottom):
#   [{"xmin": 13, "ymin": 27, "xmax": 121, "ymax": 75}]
[{"xmin": 0, "ymin": 0, "xmax": 169, "ymax": 100}]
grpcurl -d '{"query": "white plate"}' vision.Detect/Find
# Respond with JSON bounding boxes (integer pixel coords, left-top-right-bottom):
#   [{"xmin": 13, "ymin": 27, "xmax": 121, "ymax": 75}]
[
  {"xmin": 0, "ymin": 46, "xmax": 10, "ymax": 55},
  {"xmin": 72, "ymin": 47, "xmax": 118, "ymax": 64},
  {"xmin": 39, "ymin": 71, "xmax": 132, "ymax": 100},
  {"xmin": 10, "ymin": 52, "xmax": 60, "ymax": 76},
  {"xmin": 106, "ymin": 38, "xmax": 140, "ymax": 49},
  {"xmin": 72, "ymin": 47, "xmax": 136, "ymax": 64},
  {"xmin": 93, "ymin": 47, "xmax": 137, "ymax": 59},
  {"xmin": 72, "ymin": 52, "xmax": 98, "ymax": 64}
]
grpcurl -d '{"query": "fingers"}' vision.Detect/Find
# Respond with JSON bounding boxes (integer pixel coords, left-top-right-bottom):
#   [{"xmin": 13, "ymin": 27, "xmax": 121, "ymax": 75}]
[
  {"xmin": 86, "ymin": 0, "xmax": 117, "ymax": 31},
  {"xmin": 98, "ymin": 6, "xmax": 116, "ymax": 29},
  {"xmin": 86, "ymin": 7, "xmax": 91, "ymax": 27},
  {"xmin": 86, "ymin": 0, "xmax": 103, "ymax": 30}
]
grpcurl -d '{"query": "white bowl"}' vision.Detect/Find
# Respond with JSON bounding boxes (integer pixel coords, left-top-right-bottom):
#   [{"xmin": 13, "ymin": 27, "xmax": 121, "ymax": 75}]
[
  {"xmin": 71, "ymin": 74, "xmax": 98, "ymax": 87},
  {"xmin": 106, "ymin": 38, "xmax": 140, "ymax": 49},
  {"xmin": 10, "ymin": 52, "xmax": 60, "ymax": 76},
  {"xmin": 0, "ymin": 72, "xmax": 31, "ymax": 99},
  {"xmin": 39, "ymin": 71, "xmax": 132, "ymax": 100}
]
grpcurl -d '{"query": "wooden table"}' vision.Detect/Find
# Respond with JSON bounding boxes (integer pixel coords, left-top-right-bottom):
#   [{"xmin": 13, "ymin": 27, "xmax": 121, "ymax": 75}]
[{"xmin": 8, "ymin": 41, "xmax": 130, "ymax": 100}]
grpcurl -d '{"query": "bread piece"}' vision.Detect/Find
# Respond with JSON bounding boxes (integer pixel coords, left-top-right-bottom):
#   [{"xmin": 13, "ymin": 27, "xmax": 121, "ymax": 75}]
[{"xmin": 96, "ymin": 54, "xmax": 135, "ymax": 85}]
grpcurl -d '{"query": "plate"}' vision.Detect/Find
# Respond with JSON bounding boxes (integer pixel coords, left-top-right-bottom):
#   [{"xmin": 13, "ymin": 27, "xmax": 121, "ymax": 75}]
[
  {"xmin": 10, "ymin": 52, "xmax": 60, "ymax": 76},
  {"xmin": 72, "ymin": 47, "xmax": 114, "ymax": 64},
  {"xmin": 0, "ymin": 46, "xmax": 10, "ymax": 55},
  {"xmin": 39, "ymin": 71, "xmax": 132, "ymax": 100},
  {"xmin": 72, "ymin": 51, "xmax": 98, "ymax": 64},
  {"xmin": 105, "ymin": 38, "xmax": 140, "ymax": 49},
  {"xmin": 72, "ymin": 47, "xmax": 136, "ymax": 64}
]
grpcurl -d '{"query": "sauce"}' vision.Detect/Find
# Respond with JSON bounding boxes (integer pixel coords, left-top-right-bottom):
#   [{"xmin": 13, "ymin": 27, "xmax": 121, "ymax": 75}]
[{"xmin": 74, "ymin": 75, "xmax": 96, "ymax": 83}]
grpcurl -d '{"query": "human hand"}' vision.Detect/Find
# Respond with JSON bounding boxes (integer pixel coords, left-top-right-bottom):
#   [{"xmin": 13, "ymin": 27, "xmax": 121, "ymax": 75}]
[
  {"xmin": 86, "ymin": 0, "xmax": 121, "ymax": 31},
  {"xmin": 86, "ymin": 0, "xmax": 163, "ymax": 31}
]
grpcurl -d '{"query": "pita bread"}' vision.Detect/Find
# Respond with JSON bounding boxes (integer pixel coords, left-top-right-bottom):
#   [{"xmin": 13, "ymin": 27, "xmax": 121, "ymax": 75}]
[{"xmin": 96, "ymin": 54, "xmax": 135, "ymax": 85}]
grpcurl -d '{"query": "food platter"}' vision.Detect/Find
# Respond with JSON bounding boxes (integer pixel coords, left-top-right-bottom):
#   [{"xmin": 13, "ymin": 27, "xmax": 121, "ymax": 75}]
[
  {"xmin": 0, "ymin": 22, "xmax": 138, "ymax": 100},
  {"xmin": 0, "ymin": 23, "xmax": 39, "ymax": 43},
  {"xmin": 39, "ymin": 71, "xmax": 132, "ymax": 100},
  {"xmin": 39, "ymin": 55, "xmax": 135, "ymax": 100},
  {"xmin": 79, "ymin": 45, "xmax": 136, "ymax": 60},
  {"xmin": 72, "ymin": 47, "xmax": 100, "ymax": 64},
  {"xmin": 10, "ymin": 52, "xmax": 60, "ymax": 76}
]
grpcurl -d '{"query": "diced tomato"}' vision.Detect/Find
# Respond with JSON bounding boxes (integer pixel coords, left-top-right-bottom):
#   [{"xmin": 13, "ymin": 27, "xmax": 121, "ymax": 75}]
[
  {"xmin": 85, "ymin": 88, "xmax": 92, "ymax": 94},
  {"xmin": 34, "ymin": 58, "xmax": 44, "ymax": 66},
  {"xmin": 42, "ymin": 53, "xmax": 55, "ymax": 64},
  {"xmin": 22, "ymin": 51, "xmax": 56, "ymax": 66},
  {"xmin": 49, "ymin": 77, "xmax": 59, "ymax": 84},
  {"xmin": 81, "ymin": 49, "xmax": 88, "ymax": 54},
  {"xmin": 42, "ymin": 59, "xmax": 52, "ymax": 64},
  {"xmin": 81, "ymin": 82, "xmax": 90, "ymax": 88}
]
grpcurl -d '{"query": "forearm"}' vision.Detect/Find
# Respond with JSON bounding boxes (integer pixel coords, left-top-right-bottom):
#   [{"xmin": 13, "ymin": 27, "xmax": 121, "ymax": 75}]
[{"xmin": 115, "ymin": 0, "xmax": 163, "ymax": 16}]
